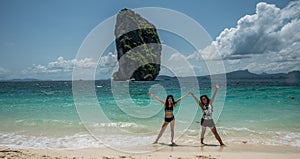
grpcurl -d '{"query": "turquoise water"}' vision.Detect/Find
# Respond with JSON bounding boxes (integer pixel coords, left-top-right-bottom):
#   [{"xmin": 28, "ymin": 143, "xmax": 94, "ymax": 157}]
[{"xmin": 0, "ymin": 79, "xmax": 299, "ymax": 149}]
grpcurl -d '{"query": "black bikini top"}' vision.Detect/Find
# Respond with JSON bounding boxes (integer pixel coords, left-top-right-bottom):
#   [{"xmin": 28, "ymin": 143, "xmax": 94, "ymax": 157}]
[{"xmin": 165, "ymin": 104, "xmax": 173, "ymax": 111}]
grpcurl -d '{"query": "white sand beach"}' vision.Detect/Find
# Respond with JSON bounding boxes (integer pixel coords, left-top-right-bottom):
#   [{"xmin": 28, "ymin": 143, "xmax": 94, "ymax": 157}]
[{"xmin": 1, "ymin": 143, "xmax": 300, "ymax": 159}]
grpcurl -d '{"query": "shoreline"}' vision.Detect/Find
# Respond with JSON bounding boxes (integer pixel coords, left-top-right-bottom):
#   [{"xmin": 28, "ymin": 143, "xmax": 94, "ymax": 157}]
[{"xmin": 1, "ymin": 143, "xmax": 300, "ymax": 159}]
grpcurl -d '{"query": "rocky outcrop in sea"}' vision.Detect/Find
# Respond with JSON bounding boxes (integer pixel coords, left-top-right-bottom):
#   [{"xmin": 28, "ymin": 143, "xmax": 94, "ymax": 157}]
[{"xmin": 113, "ymin": 8, "xmax": 161, "ymax": 81}]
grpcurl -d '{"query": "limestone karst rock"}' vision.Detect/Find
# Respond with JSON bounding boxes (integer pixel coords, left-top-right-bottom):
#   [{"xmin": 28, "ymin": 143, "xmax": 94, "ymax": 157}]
[{"xmin": 113, "ymin": 8, "xmax": 161, "ymax": 81}]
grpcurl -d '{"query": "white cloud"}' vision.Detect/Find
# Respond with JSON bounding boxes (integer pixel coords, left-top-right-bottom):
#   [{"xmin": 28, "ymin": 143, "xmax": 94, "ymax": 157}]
[
  {"xmin": 29, "ymin": 64, "xmax": 48, "ymax": 73},
  {"xmin": 22, "ymin": 53, "xmax": 118, "ymax": 80},
  {"xmin": 202, "ymin": 1, "xmax": 300, "ymax": 74},
  {"xmin": 165, "ymin": 53, "xmax": 194, "ymax": 77},
  {"xmin": 0, "ymin": 67, "xmax": 8, "ymax": 74},
  {"xmin": 0, "ymin": 67, "xmax": 15, "ymax": 80},
  {"xmin": 0, "ymin": 67, "xmax": 9, "ymax": 79},
  {"xmin": 246, "ymin": 60, "xmax": 300, "ymax": 73},
  {"xmin": 48, "ymin": 56, "xmax": 98, "ymax": 72},
  {"xmin": 187, "ymin": 43, "xmax": 221, "ymax": 61},
  {"xmin": 98, "ymin": 52, "xmax": 118, "ymax": 67}
]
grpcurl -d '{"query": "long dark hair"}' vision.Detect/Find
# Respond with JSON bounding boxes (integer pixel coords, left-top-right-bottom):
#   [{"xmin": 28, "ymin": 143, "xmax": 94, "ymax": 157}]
[
  {"xmin": 165, "ymin": 95, "xmax": 175, "ymax": 108},
  {"xmin": 200, "ymin": 95, "xmax": 210, "ymax": 106}
]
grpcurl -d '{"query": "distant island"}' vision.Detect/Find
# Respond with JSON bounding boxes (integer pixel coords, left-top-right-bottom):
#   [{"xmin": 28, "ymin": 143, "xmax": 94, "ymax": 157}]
[
  {"xmin": 157, "ymin": 69, "xmax": 300, "ymax": 79},
  {"xmin": 156, "ymin": 69, "xmax": 300, "ymax": 86},
  {"xmin": 7, "ymin": 78, "xmax": 40, "ymax": 82},
  {"xmin": 1, "ymin": 70, "xmax": 299, "ymax": 85}
]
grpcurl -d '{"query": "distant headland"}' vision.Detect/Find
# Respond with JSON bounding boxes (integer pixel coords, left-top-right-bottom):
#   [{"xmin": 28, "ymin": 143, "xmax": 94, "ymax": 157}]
[{"xmin": 1, "ymin": 70, "xmax": 299, "ymax": 85}]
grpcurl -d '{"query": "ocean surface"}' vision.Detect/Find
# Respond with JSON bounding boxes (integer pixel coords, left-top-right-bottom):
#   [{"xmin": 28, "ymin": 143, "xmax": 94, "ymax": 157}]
[{"xmin": 0, "ymin": 78, "xmax": 299, "ymax": 151}]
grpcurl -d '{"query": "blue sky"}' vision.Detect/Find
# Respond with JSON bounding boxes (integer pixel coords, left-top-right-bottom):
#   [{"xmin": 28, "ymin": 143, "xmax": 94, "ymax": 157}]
[{"xmin": 0, "ymin": 0, "xmax": 298, "ymax": 80}]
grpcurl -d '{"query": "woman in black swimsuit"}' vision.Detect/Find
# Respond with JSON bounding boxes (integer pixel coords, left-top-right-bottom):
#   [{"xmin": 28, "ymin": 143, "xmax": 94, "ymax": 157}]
[{"xmin": 148, "ymin": 92, "xmax": 190, "ymax": 145}]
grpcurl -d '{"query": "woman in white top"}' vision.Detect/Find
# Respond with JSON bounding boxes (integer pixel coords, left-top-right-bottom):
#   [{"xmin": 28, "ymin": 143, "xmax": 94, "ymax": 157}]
[{"xmin": 190, "ymin": 84, "xmax": 225, "ymax": 146}]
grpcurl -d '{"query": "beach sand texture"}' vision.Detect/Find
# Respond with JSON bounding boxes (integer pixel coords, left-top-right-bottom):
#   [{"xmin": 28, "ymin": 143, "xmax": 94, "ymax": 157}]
[{"xmin": 1, "ymin": 144, "xmax": 300, "ymax": 159}]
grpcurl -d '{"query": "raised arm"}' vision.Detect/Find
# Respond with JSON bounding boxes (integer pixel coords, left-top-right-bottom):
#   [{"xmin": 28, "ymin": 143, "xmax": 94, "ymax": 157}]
[
  {"xmin": 174, "ymin": 92, "xmax": 190, "ymax": 104},
  {"xmin": 190, "ymin": 92, "xmax": 204, "ymax": 110},
  {"xmin": 210, "ymin": 84, "xmax": 219, "ymax": 105},
  {"xmin": 148, "ymin": 92, "xmax": 165, "ymax": 105}
]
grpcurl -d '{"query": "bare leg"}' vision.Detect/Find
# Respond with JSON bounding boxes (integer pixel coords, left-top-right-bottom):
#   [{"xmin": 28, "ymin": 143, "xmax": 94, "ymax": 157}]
[
  {"xmin": 170, "ymin": 119, "xmax": 175, "ymax": 144},
  {"xmin": 200, "ymin": 126, "xmax": 206, "ymax": 144},
  {"xmin": 210, "ymin": 127, "xmax": 225, "ymax": 146},
  {"xmin": 153, "ymin": 122, "xmax": 168, "ymax": 144}
]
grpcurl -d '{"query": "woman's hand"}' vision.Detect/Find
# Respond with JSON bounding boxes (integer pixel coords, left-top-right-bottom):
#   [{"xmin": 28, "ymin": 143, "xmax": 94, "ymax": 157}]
[
  {"xmin": 210, "ymin": 84, "xmax": 219, "ymax": 105},
  {"xmin": 189, "ymin": 92, "xmax": 195, "ymax": 96},
  {"xmin": 148, "ymin": 92, "xmax": 152, "ymax": 97},
  {"xmin": 215, "ymin": 84, "xmax": 219, "ymax": 89}
]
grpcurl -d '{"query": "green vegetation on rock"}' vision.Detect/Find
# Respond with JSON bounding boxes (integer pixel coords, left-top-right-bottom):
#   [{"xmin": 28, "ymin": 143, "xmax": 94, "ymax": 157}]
[{"xmin": 113, "ymin": 8, "xmax": 161, "ymax": 81}]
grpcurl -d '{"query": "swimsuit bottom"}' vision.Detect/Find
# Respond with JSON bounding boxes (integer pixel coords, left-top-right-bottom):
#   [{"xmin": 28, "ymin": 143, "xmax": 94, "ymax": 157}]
[{"xmin": 165, "ymin": 116, "xmax": 175, "ymax": 122}]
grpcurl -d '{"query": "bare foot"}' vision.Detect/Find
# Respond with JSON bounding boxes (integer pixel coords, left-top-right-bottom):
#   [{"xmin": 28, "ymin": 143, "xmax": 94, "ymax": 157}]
[{"xmin": 169, "ymin": 142, "xmax": 177, "ymax": 146}]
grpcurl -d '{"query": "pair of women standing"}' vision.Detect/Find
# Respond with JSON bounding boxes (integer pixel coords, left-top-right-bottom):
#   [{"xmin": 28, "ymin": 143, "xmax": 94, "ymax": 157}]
[{"xmin": 148, "ymin": 84, "xmax": 225, "ymax": 146}]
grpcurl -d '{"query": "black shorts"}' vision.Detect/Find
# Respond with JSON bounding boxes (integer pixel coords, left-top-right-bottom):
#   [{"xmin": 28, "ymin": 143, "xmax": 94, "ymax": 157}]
[{"xmin": 165, "ymin": 116, "xmax": 175, "ymax": 122}]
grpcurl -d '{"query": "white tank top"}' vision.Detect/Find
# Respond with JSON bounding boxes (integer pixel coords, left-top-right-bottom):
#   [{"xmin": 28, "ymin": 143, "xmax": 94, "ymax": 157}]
[{"xmin": 203, "ymin": 104, "xmax": 213, "ymax": 120}]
